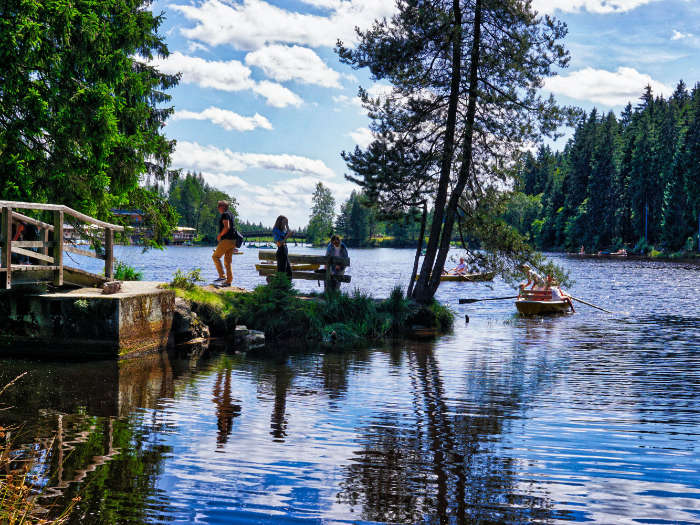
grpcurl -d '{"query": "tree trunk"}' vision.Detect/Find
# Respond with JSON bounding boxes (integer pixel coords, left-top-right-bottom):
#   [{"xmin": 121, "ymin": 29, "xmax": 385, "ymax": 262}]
[
  {"xmin": 424, "ymin": 0, "xmax": 482, "ymax": 300},
  {"xmin": 412, "ymin": 0, "xmax": 463, "ymax": 302},
  {"xmin": 407, "ymin": 201, "xmax": 428, "ymax": 297}
]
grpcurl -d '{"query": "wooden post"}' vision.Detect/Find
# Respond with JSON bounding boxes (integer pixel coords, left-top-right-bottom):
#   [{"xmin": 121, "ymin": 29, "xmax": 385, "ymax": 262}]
[
  {"xmin": 53, "ymin": 210, "xmax": 63, "ymax": 286},
  {"xmin": 1, "ymin": 207, "xmax": 12, "ymax": 289},
  {"xmin": 105, "ymin": 228, "xmax": 113, "ymax": 279},
  {"xmin": 42, "ymin": 227, "xmax": 50, "ymax": 257},
  {"xmin": 324, "ymin": 254, "xmax": 331, "ymax": 293}
]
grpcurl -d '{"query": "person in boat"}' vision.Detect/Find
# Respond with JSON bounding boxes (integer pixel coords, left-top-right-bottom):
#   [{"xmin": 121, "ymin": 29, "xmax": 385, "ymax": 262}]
[
  {"xmin": 272, "ymin": 215, "xmax": 293, "ymax": 279},
  {"xmin": 445, "ymin": 257, "xmax": 468, "ymax": 275},
  {"xmin": 545, "ymin": 274, "xmax": 575, "ymax": 312},
  {"xmin": 519, "ymin": 264, "xmax": 545, "ymax": 293},
  {"xmin": 579, "ymin": 245, "xmax": 585, "ymax": 255},
  {"xmin": 612, "ymin": 247, "xmax": 627, "ymax": 256},
  {"xmin": 324, "ymin": 235, "xmax": 349, "ymax": 291}
]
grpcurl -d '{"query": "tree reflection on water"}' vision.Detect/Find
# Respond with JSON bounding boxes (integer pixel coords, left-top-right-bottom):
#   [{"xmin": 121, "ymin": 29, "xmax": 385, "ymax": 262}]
[{"xmin": 336, "ymin": 341, "xmax": 557, "ymax": 524}]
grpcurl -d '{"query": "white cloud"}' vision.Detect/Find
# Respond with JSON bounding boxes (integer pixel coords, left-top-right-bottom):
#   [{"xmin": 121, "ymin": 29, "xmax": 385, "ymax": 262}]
[
  {"xmin": 203, "ymin": 173, "xmax": 356, "ymax": 226},
  {"xmin": 543, "ymin": 67, "xmax": 673, "ymax": 106},
  {"xmin": 172, "ymin": 0, "xmax": 396, "ymax": 51},
  {"xmin": 245, "ymin": 45, "xmax": 342, "ymax": 88},
  {"xmin": 151, "ymin": 52, "xmax": 302, "ymax": 107},
  {"xmin": 253, "ymin": 80, "xmax": 304, "ymax": 108},
  {"xmin": 532, "ymin": 0, "xmax": 657, "ymax": 14},
  {"xmin": 172, "ymin": 141, "xmax": 336, "ymax": 179},
  {"xmin": 671, "ymin": 29, "xmax": 693, "ymax": 40},
  {"xmin": 172, "ymin": 107, "xmax": 273, "ymax": 131},
  {"xmin": 348, "ymin": 127, "xmax": 373, "ymax": 148}
]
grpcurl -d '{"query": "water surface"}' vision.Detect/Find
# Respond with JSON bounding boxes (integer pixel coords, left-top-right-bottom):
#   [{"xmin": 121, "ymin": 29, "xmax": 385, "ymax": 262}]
[{"xmin": 1, "ymin": 248, "xmax": 699, "ymax": 523}]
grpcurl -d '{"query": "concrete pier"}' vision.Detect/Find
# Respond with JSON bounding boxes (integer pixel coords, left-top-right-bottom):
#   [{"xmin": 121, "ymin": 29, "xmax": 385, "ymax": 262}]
[{"xmin": 0, "ymin": 281, "xmax": 175, "ymax": 359}]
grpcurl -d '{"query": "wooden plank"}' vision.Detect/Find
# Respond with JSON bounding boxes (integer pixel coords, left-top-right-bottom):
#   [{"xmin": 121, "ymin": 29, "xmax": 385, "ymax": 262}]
[
  {"xmin": 64, "ymin": 208, "xmax": 124, "ymax": 231},
  {"xmin": 64, "ymin": 266, "xmax": 108, "ymax": 287},
  {"xmin": 12, "ymin": 211, "xmax": 54, "ymax": 232},
  {"xmin": 0, "ymin": 200, "xmax": 124, "ymax": 231},
  {"xmin": 257, "ymin": 268, "xmax": 351, "ymax": 282},
  {"xmin": 258, "ymin": 250, "xmax": 350, "ymax": 266},
  {"xmin": 11, "ymin": 246, "xmax": 55, "ymax": 263},
  {"xmin": 42, "ymin": 228, "xmax": 50, "ymax": 256},
  {"xmin": 53, "ymin": 210, "xmax": 63, "ymax": 286},
  {"xmin": 104, "ymin": 228, "xmax": 113, "ymax": 278},
  {"xmin": 12, "ymin": 240, "xmax": 55, "ymax": 248},
  {"xmin": 1, "ymin": 207, "xmax": 11, "ymax": 289},
  {"xmin": 65, "ymin": 245, "xmax": 104, "ymax": 259},
  {"xmin": 11, "ymin": 265, "xmax": 61, "ymax": 271}
]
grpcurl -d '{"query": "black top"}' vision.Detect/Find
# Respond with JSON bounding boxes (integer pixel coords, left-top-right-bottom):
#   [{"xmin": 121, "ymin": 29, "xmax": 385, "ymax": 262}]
[{"xmin": 218, "ymin": 211, "xmax": 236, "ymax": 240}]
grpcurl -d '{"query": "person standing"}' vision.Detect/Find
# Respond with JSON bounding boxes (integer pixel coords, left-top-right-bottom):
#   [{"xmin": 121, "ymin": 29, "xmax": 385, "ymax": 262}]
[
  {"xmin": 272, "ymin": 215, "xmax": 293, "ymax": 279},
  {"xmin": 212, "ymin": 200, "xmax": 236, "ymax": 287}
]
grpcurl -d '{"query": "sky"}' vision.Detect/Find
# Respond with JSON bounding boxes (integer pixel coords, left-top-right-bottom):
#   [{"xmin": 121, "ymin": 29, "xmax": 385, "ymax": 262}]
[{"xmin": 151, "ymin": 0, "xmax": 700, "ymax": 227}]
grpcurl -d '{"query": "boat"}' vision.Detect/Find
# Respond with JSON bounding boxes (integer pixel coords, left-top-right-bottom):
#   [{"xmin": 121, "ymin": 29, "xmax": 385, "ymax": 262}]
[
  {"xmin": 255, "ymin": 263, "xmax": 320, "ymax": 271},
  {"xmin": 416, "ymin": 272, "xmax": 495, "ymax": 282},
  {"xmin": 515, "ymin": 289, "xmax": 573, "ymax": 315}
]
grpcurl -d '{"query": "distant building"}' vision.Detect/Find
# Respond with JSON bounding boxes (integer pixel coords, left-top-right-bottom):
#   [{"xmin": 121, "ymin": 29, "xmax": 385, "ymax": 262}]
[{"xmin": 171, "ymin": 226, "xmax": 196, "ymax": 244}]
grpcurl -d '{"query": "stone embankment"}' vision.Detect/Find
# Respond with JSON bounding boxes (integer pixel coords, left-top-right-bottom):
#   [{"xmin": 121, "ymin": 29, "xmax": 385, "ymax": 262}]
[{"xmin": 171, "ymin": 296, "xmax": 265, "ymax": 351}]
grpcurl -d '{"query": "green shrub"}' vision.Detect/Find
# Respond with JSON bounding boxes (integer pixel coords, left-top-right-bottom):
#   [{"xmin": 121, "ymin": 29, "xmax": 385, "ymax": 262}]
[
  {"xmin": 114, "ymin": 260, "xmax": 143, "ymax": 281},
  {"xmin": 170, "ymin": 268, "xmax": 203, "ymax": 290}
]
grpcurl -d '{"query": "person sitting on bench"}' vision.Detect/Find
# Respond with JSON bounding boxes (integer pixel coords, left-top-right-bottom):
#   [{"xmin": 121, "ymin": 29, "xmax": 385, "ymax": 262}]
[{"xmin": 324, "ymin": 235, "xmax": 349, "ymax": 290}]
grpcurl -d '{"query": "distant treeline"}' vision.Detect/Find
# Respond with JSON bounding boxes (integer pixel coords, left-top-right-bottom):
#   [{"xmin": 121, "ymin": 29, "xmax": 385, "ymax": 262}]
[{"xmin": 508, "ymin": 82, "xmax": 700, "ymax": 254}]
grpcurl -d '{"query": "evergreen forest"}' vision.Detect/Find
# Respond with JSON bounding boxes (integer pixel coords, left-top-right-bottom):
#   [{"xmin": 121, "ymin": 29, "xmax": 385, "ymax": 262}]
[{"xmin": 509, "ymin": 82, "xmax": 700, "ymax": 255}]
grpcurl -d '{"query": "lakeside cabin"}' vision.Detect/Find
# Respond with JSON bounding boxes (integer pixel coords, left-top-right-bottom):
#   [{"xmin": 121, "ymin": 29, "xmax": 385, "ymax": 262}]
[{"xmin": 171, "ymin": 226, "xmax": 196, "ymax": 245}]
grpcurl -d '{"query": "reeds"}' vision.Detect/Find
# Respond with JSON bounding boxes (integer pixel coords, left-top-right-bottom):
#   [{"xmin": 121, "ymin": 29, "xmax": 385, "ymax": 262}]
[{"xmin": 0, "ymin": 374, "xmax": 79, "ymax": 525}]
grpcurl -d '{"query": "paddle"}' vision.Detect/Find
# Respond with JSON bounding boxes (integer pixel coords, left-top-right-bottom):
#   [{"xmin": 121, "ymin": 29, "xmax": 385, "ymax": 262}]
[
  {"xmin": 459, "ymin": 296, "xmax": 518, "ymax": 304},
  {"xmin": 569, "ymin": 295, "xmax": 614, "ymax": 314}
]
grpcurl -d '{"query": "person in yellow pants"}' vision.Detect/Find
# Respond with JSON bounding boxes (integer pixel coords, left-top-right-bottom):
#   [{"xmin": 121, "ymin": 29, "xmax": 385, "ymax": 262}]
[{"xmin": 212, "ymin": 200, "xmax": 236, "ymax": 287}]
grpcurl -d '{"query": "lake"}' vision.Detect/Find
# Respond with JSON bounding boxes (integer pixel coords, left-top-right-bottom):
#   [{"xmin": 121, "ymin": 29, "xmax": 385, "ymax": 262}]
[{"xmin": 1, "ymin": 246, "xmax": 699, "ymax": 524}]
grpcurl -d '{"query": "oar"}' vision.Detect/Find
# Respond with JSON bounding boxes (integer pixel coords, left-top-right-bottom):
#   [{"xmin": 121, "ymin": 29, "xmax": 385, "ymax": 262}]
[
  {"xmin": 459, "ymin": 296, "xmax": 518, "ymax": 304},
  {"xmin": 569, "ymin": 295, "xmax": 614, "ymax": 314}
]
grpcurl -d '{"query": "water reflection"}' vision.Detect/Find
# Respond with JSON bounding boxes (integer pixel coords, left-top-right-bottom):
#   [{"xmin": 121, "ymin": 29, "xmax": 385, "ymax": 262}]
[{"xmin": 0, "ymin": 256, "xmax": 699, "ymax": 523}]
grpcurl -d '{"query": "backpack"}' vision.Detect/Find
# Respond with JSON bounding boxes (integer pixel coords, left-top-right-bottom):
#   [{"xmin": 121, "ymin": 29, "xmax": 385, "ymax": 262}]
[{"xmin": 234, "ymin": 229, "xmax": 244, "ymax": 248}]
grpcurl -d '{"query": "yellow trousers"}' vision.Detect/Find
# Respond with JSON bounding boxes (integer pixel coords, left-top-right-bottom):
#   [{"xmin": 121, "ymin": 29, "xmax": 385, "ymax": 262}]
[{"xmin": 212, "ymin": 239, "xmax": 236, "ymax": 283}]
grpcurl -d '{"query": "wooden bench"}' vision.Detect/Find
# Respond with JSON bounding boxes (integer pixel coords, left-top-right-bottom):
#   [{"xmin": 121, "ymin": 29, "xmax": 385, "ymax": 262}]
[
  {"xmin": 257, "ymin": 250, "xmax": 350, "ymax": 292},
  {"xmin": 520, "ymin": 289, "xmax": 553, "ymax": 301}
]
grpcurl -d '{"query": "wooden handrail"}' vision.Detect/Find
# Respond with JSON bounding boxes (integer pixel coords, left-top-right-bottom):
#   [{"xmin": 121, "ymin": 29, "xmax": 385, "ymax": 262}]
[{"xmin": 0, "ymin": 200, "xmax": 124, "ymax": 231}]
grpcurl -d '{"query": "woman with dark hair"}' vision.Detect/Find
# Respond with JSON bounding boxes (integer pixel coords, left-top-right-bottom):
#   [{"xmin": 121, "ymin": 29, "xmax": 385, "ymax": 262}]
[{"xmin": 272, "ymin": 215, "xmax": 293, "ymax": 279}]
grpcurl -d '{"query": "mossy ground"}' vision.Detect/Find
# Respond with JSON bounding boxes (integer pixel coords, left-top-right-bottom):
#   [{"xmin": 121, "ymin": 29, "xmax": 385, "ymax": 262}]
[{"xmin": 171, "ymin": 274, "xmax": 454, "ymax": 348}]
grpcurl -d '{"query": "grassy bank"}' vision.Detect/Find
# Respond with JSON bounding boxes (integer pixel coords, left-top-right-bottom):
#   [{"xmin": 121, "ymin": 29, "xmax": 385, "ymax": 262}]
[{"xmin": 170, "ymin": 273, "xmax": 453, "ymax": 348}]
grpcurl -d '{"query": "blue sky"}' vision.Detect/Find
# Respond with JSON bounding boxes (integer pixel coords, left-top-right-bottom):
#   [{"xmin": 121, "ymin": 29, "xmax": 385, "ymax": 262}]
[{"xmin": 151, "ymin": 0, "xmax": 700, "ymax": 227}]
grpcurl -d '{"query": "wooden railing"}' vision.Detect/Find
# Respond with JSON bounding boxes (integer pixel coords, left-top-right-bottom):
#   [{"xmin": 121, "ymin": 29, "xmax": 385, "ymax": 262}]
[{"xmin": 0, "ymin": 200, "xmax": 124, "ymax": 290}]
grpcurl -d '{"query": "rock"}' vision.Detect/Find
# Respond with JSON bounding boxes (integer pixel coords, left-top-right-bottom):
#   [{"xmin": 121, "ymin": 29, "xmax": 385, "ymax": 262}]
[
  {"xmin": 246, "ymin": 330, "xmax": 265, "ymax": 350},
  {"xmin": 232, "ymin": 325, "xmax": 265, "ymax": 350},
  {"xmin": 102, "ymin": 281, "xmax": 122, "ymax": 294},
  {"xmin": 173, "ymin": 297, "xmax": 210, "ymax": 343}
]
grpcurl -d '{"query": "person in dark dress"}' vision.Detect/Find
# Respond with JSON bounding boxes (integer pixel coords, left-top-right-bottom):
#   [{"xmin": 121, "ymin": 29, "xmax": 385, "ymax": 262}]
[
  {"xmin": 212, "ymin": 200, "xmax": 236, "ymax": 287},
  {"xmin": 272, "ymin": 215, "xmax": 293, "ymax": 279}
]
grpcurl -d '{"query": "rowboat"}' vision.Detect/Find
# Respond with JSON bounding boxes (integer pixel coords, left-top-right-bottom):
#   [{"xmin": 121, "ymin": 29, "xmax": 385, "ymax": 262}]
[
  {"xmin": 255, "ymin": 263, "xmax": 320, "ymax": 271},
  {"xmin": 515, "ymin": 289, "xmax": 573, "ymax": 315},
  {"xmin": 416, "ymin": 272, "xmax": 495, "ymax": 282}
]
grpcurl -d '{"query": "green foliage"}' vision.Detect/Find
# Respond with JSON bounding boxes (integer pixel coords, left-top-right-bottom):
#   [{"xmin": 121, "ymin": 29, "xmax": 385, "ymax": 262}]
[
  {"xmin": 508, "ymin": 81, "xmax": 700, "ymax": 254},
  {"xmin": 114, "ymin": 261, "xmax": 143, "ymax": 281},
  {"xmin": 338, "ymin": 0, "xmax": 572, "ymax": 303},
  {"xmin": 168, "ymin": 172, "xmax": 238, "ymax": 243},
  {"xmin": 307, "ymin": 183, "xmax": 336, "ymax": 246},
  {"xmin": 170, "ymin": 268, "xmax": 203, "ymax": 290},
  {"xmin": 0, "ymin": 0, "xmax": 179, "ymax": 241},
  {"xmin": 176, "ymin": 277, "xmax": 454, "ymax": 347}
]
